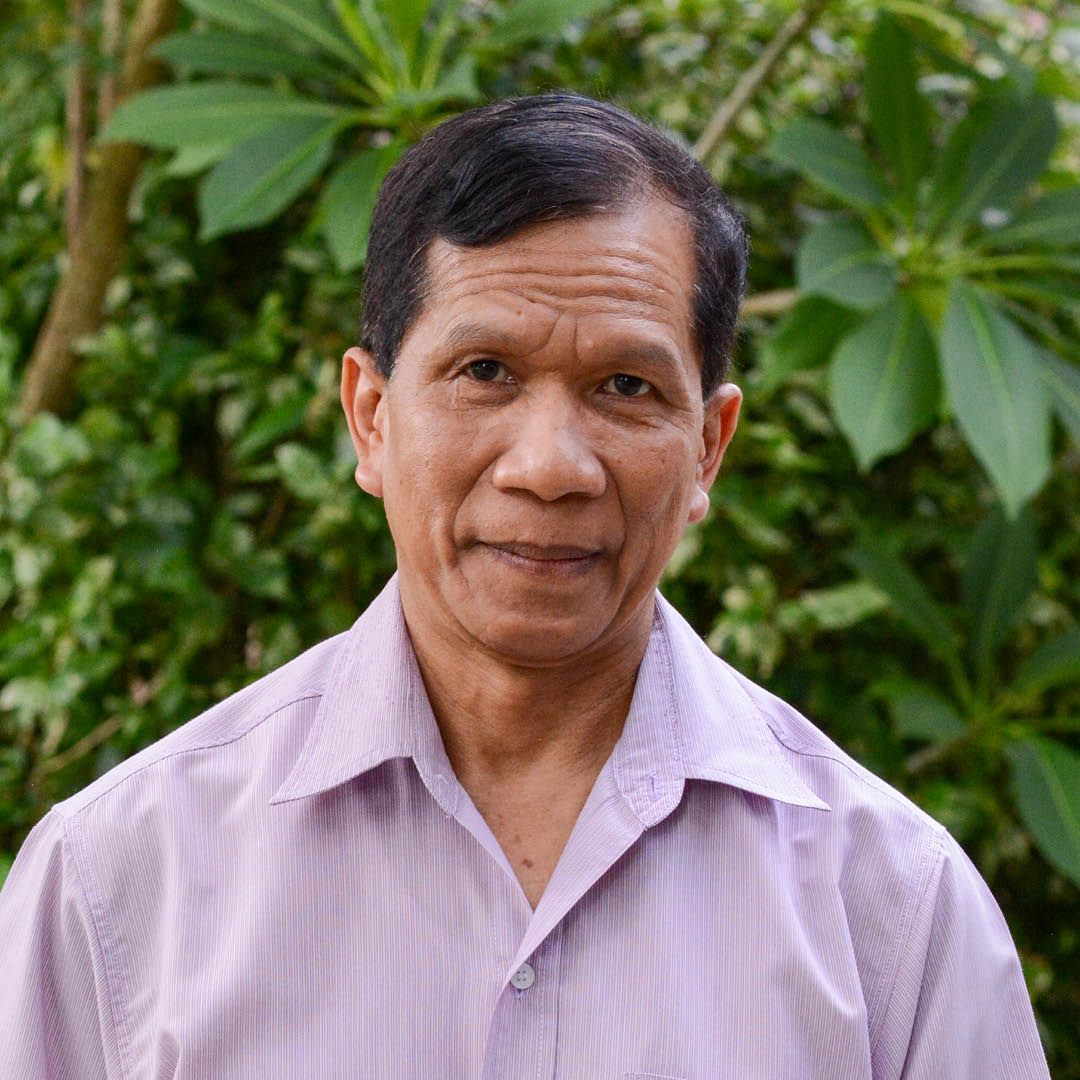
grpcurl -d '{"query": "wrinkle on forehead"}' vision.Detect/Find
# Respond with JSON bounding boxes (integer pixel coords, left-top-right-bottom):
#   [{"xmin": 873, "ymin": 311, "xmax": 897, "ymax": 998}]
[{"xmin": 414, "ymin": 200, "xmax": 698, "ymax": 360}]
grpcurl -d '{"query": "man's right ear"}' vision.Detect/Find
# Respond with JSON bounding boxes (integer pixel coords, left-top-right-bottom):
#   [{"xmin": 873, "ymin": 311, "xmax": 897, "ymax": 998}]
[{"xmin": 341, "ymin": 346, "xmax": 387, "ymax": 498}]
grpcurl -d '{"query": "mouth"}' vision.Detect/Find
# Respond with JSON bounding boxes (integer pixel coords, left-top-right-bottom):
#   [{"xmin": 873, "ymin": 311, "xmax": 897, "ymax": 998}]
[{"xmin": 477, "ymin": 541, "xmax": 604, "ymax": 576}]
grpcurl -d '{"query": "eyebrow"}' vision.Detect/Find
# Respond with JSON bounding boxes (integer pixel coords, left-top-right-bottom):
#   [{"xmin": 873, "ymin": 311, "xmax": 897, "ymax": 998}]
[{"xmin": 441, "ymin": 320, "xmax": 685, "ymax": 376}]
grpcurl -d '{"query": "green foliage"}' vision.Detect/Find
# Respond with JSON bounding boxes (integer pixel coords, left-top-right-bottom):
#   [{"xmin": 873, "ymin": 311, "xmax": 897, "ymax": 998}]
[
  {"xmin": 766, "ymin": 9, "xmax": 1078, "ymax": 514},
  {"xmin": 102, "ymin": 0, "xmax": 618, "ymax": 265},
  {"xmin": 2, "ymin": 0, "xmax": 1079, "ymax": 1072}
]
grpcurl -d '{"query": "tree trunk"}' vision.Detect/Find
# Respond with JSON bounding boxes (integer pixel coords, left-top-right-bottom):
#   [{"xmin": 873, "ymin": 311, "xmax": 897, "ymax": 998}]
[{"xmin": 19, "ymin": 0, "xmax": 178, "ymax": 421}]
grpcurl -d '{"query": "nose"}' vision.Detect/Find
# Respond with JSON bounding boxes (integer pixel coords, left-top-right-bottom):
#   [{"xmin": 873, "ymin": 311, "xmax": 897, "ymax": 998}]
[{"xmin": 491, "ymin": 392, "xmax": 606, "ymax": 501}]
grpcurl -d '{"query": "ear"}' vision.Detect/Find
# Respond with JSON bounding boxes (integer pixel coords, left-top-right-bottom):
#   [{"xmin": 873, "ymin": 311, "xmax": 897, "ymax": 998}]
[
  {"xmin": 341, "ymin": 346, "xmax": 388, "ymax": 498},
  {"xmin": 687, "ymin": 382, "xmax": 742, "ymax": 525}
]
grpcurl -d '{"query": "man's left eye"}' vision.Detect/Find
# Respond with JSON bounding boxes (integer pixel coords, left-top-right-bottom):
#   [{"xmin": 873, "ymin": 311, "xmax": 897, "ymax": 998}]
[{"xmin": 603, "ymin": 373, "xmax": 650, "ymax": 397}]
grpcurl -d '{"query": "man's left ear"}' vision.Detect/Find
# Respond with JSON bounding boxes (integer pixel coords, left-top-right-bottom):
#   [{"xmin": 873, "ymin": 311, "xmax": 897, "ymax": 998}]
[{"xmin": 688, "ymin": 382, "xmax": 742, "ymax": 524}]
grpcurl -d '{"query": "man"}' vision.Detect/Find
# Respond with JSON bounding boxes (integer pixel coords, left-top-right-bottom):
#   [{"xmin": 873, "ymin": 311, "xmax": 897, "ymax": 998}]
[{"xmin": 0, "ymin": 94, "xmax": 1048, "ymax": 1078}]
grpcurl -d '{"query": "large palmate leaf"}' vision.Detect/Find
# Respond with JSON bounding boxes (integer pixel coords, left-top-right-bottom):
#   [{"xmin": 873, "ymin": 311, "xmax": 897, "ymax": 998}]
[
  {"xmin": 198, "ymin": 116, "xmax": 339, "ymax": 239},
  {"xmin": 981, "ymin": 187, "xmax": 1080, "ymax": 250},
  {"xmin": 767, "ymin": 116, "xmax": 890, "ymax": 212},
  {"xmin": 939, "ymin": 286, "xmax": 1051, "ymax": 517},
  {"xmin": 847, "ymin": 544, "xmax": 960, "ymax": 663},
  {"xmin": 102, "ymin": 82, "xmax": 347, "ymax": 148},
  {"xmin": 155, "ymin": 29, "xmax": 345, "ymax": 83},
  {"xmin": 930, "ymin": 94, "xmax": 1058, "ymax": 230},
  {"xmin": 828, "ymin": 294, "xmax": 940, "ymax": 470},
  {"xmin": 488, "ymin": 0, "xmax": 616, "ymax": 46},
  {"xmin": 757, "ymin": 296, "xmax": 859, "ymax": 391},
  {"xmin": 796, "ymin": 220, "xmax": 895, "ymax": 310},
  {"xmin": 961, "ymin": 504, "xmax": 1037, "ymax": 683},
  {"xmin": 865, "ymin": 12, "xmax": 929, "ymax": 202},
  {"xmin": 319, "ymin": 142, "xmax": 404, "ymax": 271},
  {"xmin": 1007, "ymin": 735, "xmax": 1080, "ymax": 886}
]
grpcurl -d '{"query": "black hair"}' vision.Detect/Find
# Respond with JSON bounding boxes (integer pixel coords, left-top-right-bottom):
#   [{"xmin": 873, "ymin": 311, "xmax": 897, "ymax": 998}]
[{"xmin": 361, "ymin": 92, "xmax": 747, "ymax": 397}]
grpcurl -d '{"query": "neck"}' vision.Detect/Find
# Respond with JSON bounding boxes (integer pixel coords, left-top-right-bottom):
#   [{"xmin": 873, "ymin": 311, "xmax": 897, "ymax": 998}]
[{"xmin": 402, "ymin": 594, "xmax": 654, "ymax": 790}]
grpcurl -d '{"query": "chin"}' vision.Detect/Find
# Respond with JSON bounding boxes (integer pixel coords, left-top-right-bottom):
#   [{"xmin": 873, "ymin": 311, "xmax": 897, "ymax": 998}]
[{"xmin": 465, "ymin": 607, "xmax": 614, "ymax": 666}]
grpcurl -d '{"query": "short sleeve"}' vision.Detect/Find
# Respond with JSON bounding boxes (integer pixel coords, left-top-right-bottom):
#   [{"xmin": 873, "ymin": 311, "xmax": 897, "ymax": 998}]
[
  {"xmin": 0, "ymin": 810, "xmax": 122, "ymax": 1078},
  {"xmin": 873, "ymin": 828, "xmax": 1050, "ymax": 1080}
]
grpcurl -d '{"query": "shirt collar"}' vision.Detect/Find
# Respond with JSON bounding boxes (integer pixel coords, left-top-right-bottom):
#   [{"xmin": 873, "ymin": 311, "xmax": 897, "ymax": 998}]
[{"xmin": 271, "ymin": 575, "xmax": 828, "ymax": 815}]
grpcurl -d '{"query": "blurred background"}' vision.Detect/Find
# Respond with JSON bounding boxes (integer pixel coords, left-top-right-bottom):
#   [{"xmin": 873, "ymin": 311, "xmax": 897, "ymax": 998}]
[{"xmin": 1, "ymin": 0, "xmax": 1078, "ymax": 1070}]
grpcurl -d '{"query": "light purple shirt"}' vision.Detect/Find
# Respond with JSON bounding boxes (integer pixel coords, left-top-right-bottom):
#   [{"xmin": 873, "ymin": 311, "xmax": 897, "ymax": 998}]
[{"xmin": 0, "ymin": 576, "xmax": 1048, "ymax": 1078}]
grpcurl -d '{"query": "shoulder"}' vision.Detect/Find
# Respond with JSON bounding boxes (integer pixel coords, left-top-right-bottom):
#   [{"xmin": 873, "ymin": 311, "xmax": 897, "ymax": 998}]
[{"xmin": 48, "ymin": 629, "xmax": 348, "ymax": 826}]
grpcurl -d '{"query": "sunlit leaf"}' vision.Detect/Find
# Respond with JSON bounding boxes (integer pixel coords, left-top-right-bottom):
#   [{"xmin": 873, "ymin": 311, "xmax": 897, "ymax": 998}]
[
  {"xmin": 796, "ymin": 220, "xmax": 895, "ymax": 310},
  {"xmin": 829, "ymin": 294, "xmax": 940, "ymax": 469},
  {"xmin": 939, "ymin": 285, "xmax": 1052, "ymax": 516},
  {"xmin": 1007, "ymin": 735, "xmax": 1080, "ymax": 886},
  {"xmin": 767, "ymin": 116, "xmax": 890, "ymax": 211},
  {"xmin": 198, "ymin": 117, "xmax": 339, "ymax": 239},
  {"xmin": 961, "ymin": 503, "xmax": 1037, "ymax": 683}
]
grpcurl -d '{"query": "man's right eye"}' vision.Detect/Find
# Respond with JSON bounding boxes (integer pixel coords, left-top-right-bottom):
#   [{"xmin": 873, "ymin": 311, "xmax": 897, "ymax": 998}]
[{"xmin": 466, "ymin": 359, "xmax": 510, "ymax": 383}]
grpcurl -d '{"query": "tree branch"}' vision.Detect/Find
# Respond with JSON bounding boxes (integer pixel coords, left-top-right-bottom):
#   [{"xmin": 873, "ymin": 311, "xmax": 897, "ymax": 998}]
[
  {"xmin": 65, "ymin": 0, "xmax": 90, "ymax": 242},
  {"xmin": 693, "ymin": 0, "xmax": 831, "ymax": 164},
  {"xmin": 19, "ymin": 0, "xmax": 178, "ymax": 421}
]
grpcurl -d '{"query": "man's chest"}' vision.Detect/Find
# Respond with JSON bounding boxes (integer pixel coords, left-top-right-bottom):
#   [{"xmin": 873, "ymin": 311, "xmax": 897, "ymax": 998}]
[{"xmin": 99, "ymin": 776, "xmax": 879, "ymax": 1079}]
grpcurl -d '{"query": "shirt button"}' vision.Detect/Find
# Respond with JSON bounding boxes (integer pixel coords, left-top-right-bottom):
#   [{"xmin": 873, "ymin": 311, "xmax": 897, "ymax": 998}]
[{"xmin": 510, "ymin": 963, "xmax": 535, "ymax": 990}]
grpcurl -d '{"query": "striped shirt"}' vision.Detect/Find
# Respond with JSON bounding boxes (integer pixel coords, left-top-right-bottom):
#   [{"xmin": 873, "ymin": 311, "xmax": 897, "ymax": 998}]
[{"xmin": 0, "ymin": 575, "xmax": 1048, "ymax": 1078}]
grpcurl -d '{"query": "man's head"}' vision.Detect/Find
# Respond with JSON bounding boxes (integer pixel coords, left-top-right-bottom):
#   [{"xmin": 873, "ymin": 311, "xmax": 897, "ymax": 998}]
[
  {"xmin": 361, "ymin": 92, "xmax": 747, "ymax": 398},
  {"xmin": 343, "ymin": 94, "xmax": 746, "ymax": 668}
]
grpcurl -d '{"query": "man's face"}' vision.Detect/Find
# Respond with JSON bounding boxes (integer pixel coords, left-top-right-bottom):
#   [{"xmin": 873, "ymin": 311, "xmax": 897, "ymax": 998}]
[{"xmin": 343, "ymin": 197, "xmax": 741, "ymax": 666}]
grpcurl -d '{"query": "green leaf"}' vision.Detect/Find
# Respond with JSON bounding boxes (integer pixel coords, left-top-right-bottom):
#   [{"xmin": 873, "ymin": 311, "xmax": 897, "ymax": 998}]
[
  {"xmin": 164, "ymin": 143, "xmax": 231, "ymax": 177},
  {"xmin": 155, "ymin": 29, "xmax": 345, "ymax": 83},
  {"xmin": 182, "ymin": 0, "xmax": 282, "ymax": 33},
  {"xmin": 847, "ymin": 544, "xmax": 960, "ymax": 661},
  {"xmin": 767, "ymin": 116, "xmax": 890, "ymax": 211},
  {"xmin": 382, "ymin": 0, "xmax": 433, "ymax": 61},
  {"xmin": 757, "ymin": 296, "xmax": 859, "ymax": 391},
  {"xmin": 796, "ymin": 220, "xmax": 895, "ymax": 310},
  {"xmin": 12, "ymin": 415, "xmax": 91, "ymax": 478},
  {"xmin": 102, "ymin": 82, "xmax": 347, "ymax": 149},
  {"xmin": 980, "ymin": 187, "xmax": 1080, "ymax": 249},
  {"xmin": 1037, "ymin": 350, "xmax": 1080, "ymax": 445},
  {"xmin": 1007, "ymin": 735, "xmax": 1080, "ymax": 886},
  {"xmin": 489, "ymin": 0, "xmax": 615, "ymax": 46},
  {"xmin": 782, "ymin": 581, "xmax": 889, "ymax": 631},
  {"xmin": 931, "ymin": 94, "xmax": 1058, "ymax": 230},
  {"xmin": 865, "ymin": 12, "xmax": 929, "ymax": 201},
  {"xmin": 1013, "ymin": 629, "xmax": 1080, "ymax": 699},
  {"xmin": 961, "ymin": 504, "xmax": 1037, "ymax": 682},
  {"xmin": 232, "ymin": 391, "xmax": 311, "ymax": 461},
  {"xmin": 275, "ymin": 442, "xmax": 337, "ymax": 502},
  {"xmin": 879, "ymin": 680, "xmax": 966, "ymax": 742},
  {"xmin": 828, "ymin": 294, "xmax": 940, "ymax": 470},
  {"xmin": 188, "ymin": 0, "xmax": 364, "ymax": 70},
  {"xmin": 939, "ymin": 285, "xmax": 1052, "ymax": 516},
  {"xmin": 198, "ymin": 117, "xmax": 339, "ymax": 239},
  {"xmin": 319, "ymin": 142, "xmax": 403, "ymax": 272}
]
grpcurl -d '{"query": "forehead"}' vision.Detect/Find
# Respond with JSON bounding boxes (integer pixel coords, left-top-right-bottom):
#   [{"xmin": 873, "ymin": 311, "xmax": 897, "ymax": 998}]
[{"xmin": 411, "ymin": 198, "xmax": 698, "ymax": 360}]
